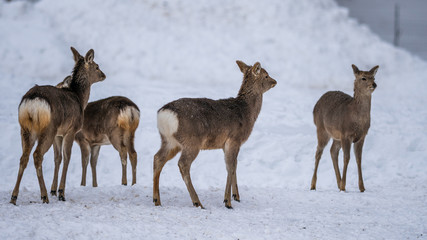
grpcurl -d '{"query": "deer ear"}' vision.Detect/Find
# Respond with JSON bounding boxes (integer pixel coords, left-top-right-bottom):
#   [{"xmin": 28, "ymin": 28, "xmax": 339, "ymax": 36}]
[
  {"xmin": 252, "ymin": 62, "xmax": 261, "ymax": 76},
  {"xmin": 351, "ymin": 64, "xmax": 360, "ymax": 76},
  {"xmin": 369, "ymin": 65, "xmax": 379, "ymax": 76},
  {"xmin": 57, "ymin": 75, "xmax": 72, "ymax": 88},
  {"xmin": 70, "ymin": 47, "xmax": 82, "ymax": 63},
  {"xmin": 85, "ymin": 49, "xmax": 95, "ymax": 63},
  {"xmin": 236, "ymin": 60, "xmax": 249, "ymax": 73}
]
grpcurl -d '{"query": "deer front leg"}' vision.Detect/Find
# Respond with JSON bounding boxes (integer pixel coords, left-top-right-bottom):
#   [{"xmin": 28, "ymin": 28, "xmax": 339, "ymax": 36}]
[
  {"xmin": 79, "ymin": 141, "xmax": 90, "ymax": 186},
  {"xmin": 330, "ymin": 140, "xmax": 342, "ymax": 189},
  {"xmin": 354, "ymin": 137, "xmax": 366, "ymax": 192},
  {"xmin": 51, "ymin": 136, "xmax": 63, "ymax": 196},
  {"xmin": 90, "ymin": 145, "xmax": 100, "ymax": 187},
  {"xmin": 340, "ymin": 139, "xmax": 351, "ymax": 191},
  {"xmin": 58, "ymin": 132, "xmax": 76, "ymax": 201},
  {"xmin": 224, "ymin": 141, "xmax": 240, "ymax": 208},
  {"xmin": 178, "ymin": 149, "xmax": 203, "ymax": 209}
]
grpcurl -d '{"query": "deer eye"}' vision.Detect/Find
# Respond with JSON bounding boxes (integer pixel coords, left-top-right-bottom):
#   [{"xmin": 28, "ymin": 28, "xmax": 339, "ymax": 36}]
[
  {"xmin": 361, "ymin": 77, "xmax": 366, "ymax": 81},
  {"xmin": 265, "ymin": 75, "xmax": 268, "ymax": 79},
  {"xmin": 95, "ymin": 66, "xmax": 99, "ymax": 70}
]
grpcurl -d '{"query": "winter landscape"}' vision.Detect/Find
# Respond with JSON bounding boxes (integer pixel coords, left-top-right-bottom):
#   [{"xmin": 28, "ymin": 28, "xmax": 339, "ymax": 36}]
[{"xmin": 0, "ymin": 0, "xmax": 426, "ymax": 239}]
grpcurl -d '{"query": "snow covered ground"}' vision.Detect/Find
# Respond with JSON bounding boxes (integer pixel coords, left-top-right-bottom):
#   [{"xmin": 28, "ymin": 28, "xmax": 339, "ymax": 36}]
[{"xmin": 0, "ymin": 0, "xmax": 426, "ymax": 239}]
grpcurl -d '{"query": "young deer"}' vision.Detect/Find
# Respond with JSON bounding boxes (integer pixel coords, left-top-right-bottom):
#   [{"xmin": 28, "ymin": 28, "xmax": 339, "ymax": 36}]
[
  {"xmin": 56, "ymin": 76, "xmax": 140, "ymax": 188},
  {"xmin": 311, "ymin": 64, "xmax": 379, "ymax": 192},
  {"xmin": 10, "ymin": 47, "xmax": 106, "ymax": 205},
  {"xmin": 153, "ymin": 61, "xmax": 277, "ymax": 209}
]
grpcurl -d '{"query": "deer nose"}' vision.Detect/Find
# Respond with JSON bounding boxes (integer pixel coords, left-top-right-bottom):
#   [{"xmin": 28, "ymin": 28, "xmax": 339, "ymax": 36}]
[
  {"xmin": 372, "ymin": 82, "xmax": 377, "ymax": 88},
  {"xmin": 271, "ymin": 79, "xmax": 277, "ymax": 88}
]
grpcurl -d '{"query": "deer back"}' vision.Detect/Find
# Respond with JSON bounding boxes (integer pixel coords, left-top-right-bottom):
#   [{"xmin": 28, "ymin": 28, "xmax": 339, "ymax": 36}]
[{"xmin": 77, "ymin": 96, "xmax": 140, "ymax": 144}]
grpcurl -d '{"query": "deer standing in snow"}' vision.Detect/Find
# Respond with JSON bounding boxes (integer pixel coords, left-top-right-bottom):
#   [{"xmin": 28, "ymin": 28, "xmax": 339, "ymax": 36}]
[
  {"xmin": 56, "ymin": 76, "xmax": 140, "ymax": 188},
  {"xmin": 311, "ymin": 64, "xmax": 379, "ymax": 192},
  {"xmin": 10, "ymin": 47, "xmax": 106, "ymax": 205},
  {"xmin": 153, "ymin": 61, "xmax": 277, "ymax": 209}
]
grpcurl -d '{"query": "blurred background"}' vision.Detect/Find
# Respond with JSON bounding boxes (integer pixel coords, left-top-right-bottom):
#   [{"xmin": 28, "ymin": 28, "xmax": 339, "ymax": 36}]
[{"xmin": 336, "ymin": 0, "xmax": 427, "ymax": 60}]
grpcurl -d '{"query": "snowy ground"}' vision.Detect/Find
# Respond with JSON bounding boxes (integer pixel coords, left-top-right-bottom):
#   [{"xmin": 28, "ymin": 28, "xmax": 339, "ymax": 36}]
[{"xmin": 0, "ymin": 0, "xmax": 426, "ymax": 239}]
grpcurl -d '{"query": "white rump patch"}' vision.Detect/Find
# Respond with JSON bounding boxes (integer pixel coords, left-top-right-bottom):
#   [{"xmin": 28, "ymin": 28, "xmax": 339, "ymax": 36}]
[
  {"xmin": 157, "ymin": 109, "xmax": 180, "ymax": 148},
  {"xmin": 18, "ymin": 98, "xmax": 51, "ymax": 132},
  {"xmin": 117, "ymin": 106, "xmax": 140, "ymax": 130}
]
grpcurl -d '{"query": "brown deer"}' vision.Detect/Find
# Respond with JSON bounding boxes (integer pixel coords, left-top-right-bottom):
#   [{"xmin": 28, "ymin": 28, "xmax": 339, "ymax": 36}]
[
  {"xmin": 56, "ymin": 76, "xmax": 140, "ymax": 188},
  {"xmin": 153, "ymin": 61, "xmax": 277, "ymax": 209},
  {"xmin": 311, "ymin": 64, "xmax": 379, "ymax": 192},
  {"xmin": 10, "ymin": 47, "xmax": 106, "ymax": 205}
]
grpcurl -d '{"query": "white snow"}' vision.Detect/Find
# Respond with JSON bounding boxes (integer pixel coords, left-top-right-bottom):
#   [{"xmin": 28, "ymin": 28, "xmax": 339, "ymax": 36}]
[{"xmin": 0, "ymin": 0, "xmax": 426, "ymax": 239}]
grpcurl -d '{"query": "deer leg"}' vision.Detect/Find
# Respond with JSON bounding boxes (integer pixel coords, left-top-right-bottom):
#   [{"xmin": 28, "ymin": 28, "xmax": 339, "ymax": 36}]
[
  {"xmin": 177, "ymin": 148, "xmax": 202, "ymax": 208},
  {"xmin": 340, "ymin": 139, "xmax": 351, "ymax": 192},
  {"xmin": 50, "ymin": 136, "xmax": 63, "ymax": 196},
  {"xmin": 330, "ymin": 140, "xmax": 342, "ymax": 189},
  {"xmin": 311, "ymin": 129, "xmax": 330, "ymax": 190},
  {"xmin": 110, "ymin": 131, "xmax": 128, "ymax": 186},
  {"xmin": 10, "ymin": 129, "xmax": 36, "ymax": 205},
  {"xmin": 58, "ymin": 132, "xmax": 75, "ymax": 201},
  {"xmin": 33, "ymin": 131, "xmax": 55, "ymax": 203},
  {"xmin": 223, "ymin": 142, "xmax": 240, "ymax": 208},
  {"xmin": 153, "ymin": 138, "xmax": 180, "ymax": 206},
  {"xmin": 127, "ymin": 132, "xmax": 137, "ymax": 186},
  {"xmin": 232, "ymin": 170, "xmax": 240, "ymax": 202},
  {"xmin": 90, "ymin": 145, "xmax": 100, "ymax": 187},
  {"xmin": 79, "ymin": 141, "xmax": 90, "ymax": 186},
  {"xmin": 354, "ymin": 137, "xmax": 366, "ymax": 192}
]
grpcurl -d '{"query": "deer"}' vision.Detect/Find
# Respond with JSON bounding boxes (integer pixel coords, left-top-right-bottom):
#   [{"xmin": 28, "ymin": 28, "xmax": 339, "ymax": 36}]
[
  {"xmin": 55, "ymin": 76, "xmax": 140, "ymax": 187},
  {"xmin": 310, "ymin": 64, "xmax": 379, "ymax": 192},
  {"xmin": 10, "ymin": 47, "xmax": 106, "ymax": 205},
  {"xmin": 153, "ymin": 60, "xmax": 277, "ymax": 209}
]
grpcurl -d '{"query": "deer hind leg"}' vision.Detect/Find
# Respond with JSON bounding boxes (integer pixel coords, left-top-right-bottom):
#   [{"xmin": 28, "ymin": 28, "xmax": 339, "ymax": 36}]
[
  {"xmin": 311, "ymin": 128, "xmax": 330, "ymax": 190},
  {"xmin": 330, "ymin": 139, "xmax": 342, "ymax": 189},
  {"xmin": 33, "ymin": 130, "xmax": 56, "ymax": 203},
  {"xmin": 340, "ymin": 139, "xmax": 351, "ymax": 191},
  {"xmin": 153, "ymin": 137, "xmax": 180, "ymax": 206},
  {"xmin": 90, "ymin": 145, "xmax": 101, "ymax": 187},
  {"xmin": 178, "ymin": 148, "xmax": 202, "ymax": 208},
  {"xmin": 50, "ymin": 136, "xmax": 63, "ymax": 196},
  {"xmin": 110, "ymin": 129, "xmax": 128, "ymax": 186},
  {"xmin": 223, "ymin": 141, "xmax": 240, "ymax": 209},
  {"xmin": 126, "ymin": 131, "xmax": 137, "ymax": 186},
  {"xmin": 58, "ymin": 132, "xmax": 76, "ymax": 201},
  {"xmin": 79, "ymin": 140, "xmax": 90, "ymax": 186},
  {"xmin": 354, "ymin": 137, "xmax": 366, "ymax": 192},
  {"xmin": 10, "ymin": 129, "xmax": 36, "ymax": 205}
]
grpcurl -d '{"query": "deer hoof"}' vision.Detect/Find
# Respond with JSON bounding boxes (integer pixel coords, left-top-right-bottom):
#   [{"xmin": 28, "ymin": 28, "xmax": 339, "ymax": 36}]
[
  {"xmin": 193, "ymin": 202, "xmax": 204, "ymax": 209},
  {"xmin": 41, "ymin": 196, "xmax": 49, "ymax": 204},
  {"xmin": 232, "ymin": 194, "xmax": 240, "ymax": 202},
  {"xmin": 10, "ymin": 196, "xmax": 17, "ymax": 205},
  {"xmin": 223, "ymin": 199, "xmax": 233, "ymax": 209},
  {"xmin": 50, "ymin": 190, "xmax": 57, "ymax": 196},
  {"xmin": 153, "ymin": 199, "xmax": 161, "ymax": 206},
  {"xmin": 58, "ymin": 196, "xmax": 66, "ymax": 201}
]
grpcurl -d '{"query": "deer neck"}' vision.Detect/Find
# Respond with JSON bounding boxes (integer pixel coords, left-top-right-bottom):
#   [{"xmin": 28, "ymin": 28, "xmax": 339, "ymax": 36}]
[
  {"xmin": 237, "ymin": 91, "xmax": 263, "ymax": 124},
  {"xmin": 353, "ymin": 91, "xmax": 372, "ymax": 117},
  {"xmin": 70, "ymin": 77, "xmax": 91, "ymax": 110}
]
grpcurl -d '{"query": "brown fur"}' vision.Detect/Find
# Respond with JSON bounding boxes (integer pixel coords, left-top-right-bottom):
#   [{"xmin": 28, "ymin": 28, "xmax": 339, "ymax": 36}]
[
  {"xmin": 153, "ymin": 61, "xmax": 277, "ymax": 208},
  {"xmin": 311, "ymin": 64, "xmax": 379, "ymax": 192},
  {"xmin": 72, "ymin": 96, "xmax": 140, "ymax": 187},
  {"xmin": 18, "ymin": 98, "xmax": 52, "ymax": 133},
  {"xmin": 10, "ymin": 47, "xmax": 106, "ymax": 205}
]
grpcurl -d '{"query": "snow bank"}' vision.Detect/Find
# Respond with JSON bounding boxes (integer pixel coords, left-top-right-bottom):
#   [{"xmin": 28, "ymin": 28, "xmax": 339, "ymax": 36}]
[{"xmin": 0, "ymin": 0, "xmax": 426, "ymax": 239}]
